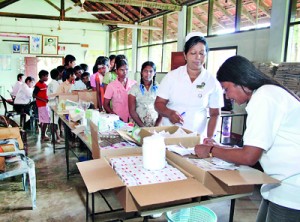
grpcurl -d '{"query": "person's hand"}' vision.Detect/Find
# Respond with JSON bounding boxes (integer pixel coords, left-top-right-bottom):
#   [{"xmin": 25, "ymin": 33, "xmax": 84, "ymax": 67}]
[
  {"xmin": 169, "ymin": 110, "xmax": 184, "ymax": 125},
  {"xmin": 194, "ymin": 144, "xmax": 212, "ymax": 158},
  {"xmin": 203, "ymin": 137, "xmax": 216, "ymax": 145}
]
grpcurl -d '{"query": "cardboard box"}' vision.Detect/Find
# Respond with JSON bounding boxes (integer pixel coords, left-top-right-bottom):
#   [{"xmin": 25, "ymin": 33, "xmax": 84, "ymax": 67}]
[
  {"xmin": 167, "ymin": 150, "xmax": 279, "ymax": 195},
  {"xmin": 77, "ymin": 149, "xmax": 212, "ymax": 212},
  {"xmin": 139, "ymin": 126, "xmax": 200, "ymax": 147},
  {"xmin": 90, "ymin": 121, "xmax": 141, "ymax": 159},
  {"xmin": 78, "ymin": 91, "xmax": 98, "ymax": 109},
  {"xmin": 58, "ymin": 94, "xmax": 79, "ymax": 102},
  {"xmin": 0, "ymin": 127, "xmax": 24, "ymax": 150}
]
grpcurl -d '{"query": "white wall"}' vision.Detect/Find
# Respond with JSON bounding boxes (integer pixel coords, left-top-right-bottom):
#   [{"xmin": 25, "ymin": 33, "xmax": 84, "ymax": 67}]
[
  {"xmin": 0, "ymin": 0, "xmax": 110, "ymax": 98},
  {"xmin": 207, "ymin": 29, "xmax": 270, "ymax": 62},
  {"xmin": 0, "ymin": 17, "xmax": 109, "ymax": 98}
]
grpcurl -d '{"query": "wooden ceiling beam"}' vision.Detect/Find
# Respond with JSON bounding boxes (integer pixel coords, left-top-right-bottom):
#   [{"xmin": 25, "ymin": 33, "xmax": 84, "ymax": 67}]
[
  {"xmin": 231, "ymin": 0, "xmax": 256, "ymax": 24},
  {"xmin": 104, "ymin": 3, "xmax": 131, "ymax": 21},
  {"xmin": 88, "ymin": 0, "xmax": 182, "ymax": 11},
  {"xmin": 43, "ymin": 0, "xmax": 60, "ymax": 11},
  {"xmin": 214, "ymin": 0, "xmax": 235, "ymax": 22},
  {"xmin": 0, "ymin": 0, "xmax": 19, "ymax": 10},
  {"xmin": 198, "ymin": 4, "xmax": 224, "ymax": 29},
  {"xmin": 60, "ymin": 0, "xmax": 65, "ymax": 21},
  {"xmin": 0, "ymin": 12, "xmax": 109, "ymax": 23},
  {"xmin": 257, "ymin": 1, "xmax": 271, "ymax": 18},
  {"xmin": 65, "ymin": 2, "xmax": 81, "ymax": 12}
]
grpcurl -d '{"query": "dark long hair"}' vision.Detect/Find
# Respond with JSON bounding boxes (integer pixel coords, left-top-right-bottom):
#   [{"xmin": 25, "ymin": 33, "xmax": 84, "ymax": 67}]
[
  {"xmin": 217, "ymin": 55, "xmax": 300, "ymax": 101},
  {"xmin": 140, "ymin": 61, "xmax": 157, "ymax": 95},
  {"xmin": 115, "ymin": 58, "xmax": 128, "ymax": 70},
  {"xmin": 92, "ymin": 56, "xmax": 109, "ymax": 74}
]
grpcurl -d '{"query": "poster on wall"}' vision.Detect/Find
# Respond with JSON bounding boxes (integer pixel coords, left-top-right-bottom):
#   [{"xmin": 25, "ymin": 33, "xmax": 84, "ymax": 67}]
[
  {"xmin": 12, "ymin": 44, "xmax": 20, "ymax": 53},
  {"xmin": 58, "ymin": 45, "xmax": 66, "ymax": 55},
  {"xmin": 21, "ymin": 44, "xmax": 29, "ymax": 54},
  {"xmin": 42, "ymin": 35, "xmax": 58, "ymax": 55},
  {"xmin": 29, "ymin": 35, "xmax": 42, "ymax": 54},
  {"xmin": 0, "ymin": 55, "xmax": 12, "ymax": 71}
]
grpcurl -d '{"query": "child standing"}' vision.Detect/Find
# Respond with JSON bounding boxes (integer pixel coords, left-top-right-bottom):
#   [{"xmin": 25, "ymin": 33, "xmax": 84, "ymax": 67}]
[
  {"xmin": 103, "ymin": 59, "xmax": 137, "ymax": 122},
  {"xmin": 47, "ymin": 68, "xmax": 61, "ymax": 143},
  {"xmin": 33, "ymin": 70, "xmax": 50, "ymax": 142}
]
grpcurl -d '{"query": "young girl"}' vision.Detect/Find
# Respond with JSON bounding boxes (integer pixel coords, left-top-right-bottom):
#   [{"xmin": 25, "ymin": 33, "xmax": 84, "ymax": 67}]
[
  {"xmin": 103, "ymin": 59, "xmax": 136, "ymax": 122},
  {"xmin": 128, "ymin": 61, "xmax": 162, "ymax": 127},
  {"xmin": 90, "ymin": 56, "xmax": 109, "ymax": 109}
]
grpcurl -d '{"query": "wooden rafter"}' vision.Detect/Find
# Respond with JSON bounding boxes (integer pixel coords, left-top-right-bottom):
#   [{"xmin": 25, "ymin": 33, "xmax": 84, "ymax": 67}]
[
  {"xmin": 44, "ymin": 0, "xmax": 60, "ymax": 11},
  {"xmin": 65, "ymin": 2, "xmax": 81, "ymax": 12},
  {"xmin": 214, "ymin": 0, "xmax": 235, "ymax": 23},
  {"xmin": 88, "ymin": 0, "xmax": 182, "ymax": 11},
  {"xmin": 198, "ymin": 4, "xmax": 225, "ymax": 29},
  {"xmin": 104, "ymin": 3, "xmax": 131, "ymax": 21},
  {"xmin": 256, "ymin": 1, "xmax": 271, "ymax": 18},
  {"xmin": 231, "ymin": 0, "xmax": 256, "ymax": 24},
  {"xmin": 0, "ymin": 0, "xmax": 19, "ymax": 9},
  {"xmin": 0, "ymin": 11, "xmax": 128, "ymax": 25}
]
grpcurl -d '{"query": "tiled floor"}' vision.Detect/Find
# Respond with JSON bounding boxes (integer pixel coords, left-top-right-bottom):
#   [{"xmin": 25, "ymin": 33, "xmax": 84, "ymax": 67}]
[{"xmin": 0, "ymin": 128, "xmax": 262, "ymax": 222}]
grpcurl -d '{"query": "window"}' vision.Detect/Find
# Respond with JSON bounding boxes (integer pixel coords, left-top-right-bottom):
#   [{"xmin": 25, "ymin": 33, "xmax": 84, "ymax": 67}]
[
  {"xmin": 189, "ymin": 1, "xmax": 209, "ymax": 35},
  {"xmin": 286, "ymin": 24, "xmax": 300, "ymax": 62},
  {"xmin": 286, "ymin": 0, "xmax": 300, "ymax": 62},
  {"xmin": 137, "ymin": 13, "xmax": 178, "ymax": 73},
  {"xmin": 163, "ymin": 42, "xmax": 177, "ymax": 72},
  {"xmin": 188, "ymin": 0, "xmax": 272, "ymax": 35},
  {"xmin": 137, "ymin": 47, "xmax": 148, "ymax": 72},
  {"xmin": 109, "ymin": 29, "xmax": 133, "ymax": 71},
  {"xmin": 240, "ymin": 0, "xmax": 272, "ymax": 31},
  {"xmin": 149, "ymin": 45, "xmax": 162, "ymax": 72},
  {"xmin": 211, "ymin": 0, "xmax": 236, "ymax": 35},
  {"xmin": 110, "ymin": 32, "xmax": 117, "ymax": 51},
  {"xmin": 151, "ymin": 18, "xmax": 163, "ymax": 44},
  {"xmin": 207, "ymin": 47, "xmax": 237, "ymax": 76},
  {"xmin": 166, "ymin": 13, "xmax": 178, "ymax": 42},
  {"xmin": 139, "ymin": 21, "xmax": 150, "ymax": 47}
]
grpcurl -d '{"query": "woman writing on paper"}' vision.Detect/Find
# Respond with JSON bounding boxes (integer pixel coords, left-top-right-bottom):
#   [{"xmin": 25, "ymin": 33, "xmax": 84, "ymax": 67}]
[
  {"xmin": 155, "ymin": 32, "xmax": 223, "ymax": 140},
  {"xmin": 195, "ymin": 55, "xmax": 300, "ymax": 222},
  {"xmin": 128, "ymin": 61, "xmax": 162, "ymax": 127}
]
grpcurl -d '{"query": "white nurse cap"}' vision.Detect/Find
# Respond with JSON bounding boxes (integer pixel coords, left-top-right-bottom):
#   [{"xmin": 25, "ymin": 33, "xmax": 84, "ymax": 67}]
[{"xmin": 185, "ymin": 32, "xmax": 205, "ymax": 42}]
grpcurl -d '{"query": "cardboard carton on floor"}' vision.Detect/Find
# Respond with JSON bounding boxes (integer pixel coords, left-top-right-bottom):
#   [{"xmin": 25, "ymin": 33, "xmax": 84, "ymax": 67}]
[
  {"xmin": 77, "ymin": 149, "xmax": 213, "ymax": 212},
  {"xmin": 139, "ymin": 126, "xmax": 200, "ymax": 148},
  {"xmin": 167, "ymin": 150, "xmax": 279, "ymax": 195}
]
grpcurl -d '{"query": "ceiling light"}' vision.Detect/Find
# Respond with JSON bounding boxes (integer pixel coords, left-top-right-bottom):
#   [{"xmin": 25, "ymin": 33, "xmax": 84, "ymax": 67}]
[{"xmin": 117, "ymin": 23, "xmax": 161, "ymax": 31}]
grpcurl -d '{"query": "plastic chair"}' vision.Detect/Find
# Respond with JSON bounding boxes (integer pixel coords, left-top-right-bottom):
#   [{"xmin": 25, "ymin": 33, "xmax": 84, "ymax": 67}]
[
  {"xmin": 0, "ymin": 141, "xmax": 36, "ymax": 209},
  {"xmin": 0, "ymin": 95, "xmax": 17, "ymax": 118},
  {"xmin": 166, "ymin": 206, "xmax": 217, "ymax": 222}
]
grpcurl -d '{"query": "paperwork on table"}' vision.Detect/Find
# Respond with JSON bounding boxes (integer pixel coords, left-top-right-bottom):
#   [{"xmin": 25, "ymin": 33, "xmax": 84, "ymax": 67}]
[{"xmin": 167, "ymin": 144, "xmax": 239, "ymax": 171}]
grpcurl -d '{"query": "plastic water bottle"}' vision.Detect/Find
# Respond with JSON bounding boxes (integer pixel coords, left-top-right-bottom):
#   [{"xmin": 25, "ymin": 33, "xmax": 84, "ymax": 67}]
[{"xmin": 222, "ymin": 117, "xmax": 231, "ymax": 137}]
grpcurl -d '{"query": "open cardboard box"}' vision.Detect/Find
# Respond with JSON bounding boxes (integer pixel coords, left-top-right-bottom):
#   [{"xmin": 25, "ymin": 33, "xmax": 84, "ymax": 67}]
[
  {"xmin": 90, "ymin": 121, "xmax": 141, "ymax": 159},
  {"xmin": 139, "ymin": 126, "xmax": 200, "ymax": 147},
  {"xmin": 167, "ymin": 150, "xmax": 280, "ymax": 195},
  {"xmin": 77, "ymin": 149, "xmax": 212, "ymax": 212}
]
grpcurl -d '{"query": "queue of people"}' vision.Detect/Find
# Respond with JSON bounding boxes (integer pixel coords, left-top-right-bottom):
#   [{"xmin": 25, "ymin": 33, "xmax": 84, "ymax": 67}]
[{"xmin": 7, "ymin": 32, "xmax": 300, "ymax": 222}]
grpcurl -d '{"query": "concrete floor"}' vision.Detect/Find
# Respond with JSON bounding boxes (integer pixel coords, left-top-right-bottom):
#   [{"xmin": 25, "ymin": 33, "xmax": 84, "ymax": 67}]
[{"xmin": 0, "ymin": 129, "xmax": 262, "ymax": 222}]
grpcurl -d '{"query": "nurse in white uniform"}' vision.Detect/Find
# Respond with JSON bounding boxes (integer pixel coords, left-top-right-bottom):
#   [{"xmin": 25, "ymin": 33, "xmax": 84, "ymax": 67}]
[{"xmin": 155, "ymin": 32, "xmax": 223, "ymax": 140}]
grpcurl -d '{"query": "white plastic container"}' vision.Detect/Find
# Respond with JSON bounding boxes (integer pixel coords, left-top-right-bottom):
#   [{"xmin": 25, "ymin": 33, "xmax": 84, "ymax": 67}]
[{"xmin": 142, "ymin": 135, "xmax": 166, "ymax": 171}]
